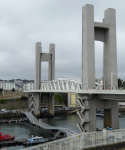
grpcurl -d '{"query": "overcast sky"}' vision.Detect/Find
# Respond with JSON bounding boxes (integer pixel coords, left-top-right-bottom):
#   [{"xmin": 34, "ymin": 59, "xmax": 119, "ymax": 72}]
[{"xmin": 0, "ymin": 0, "xmax": 125, "ymax": 81}]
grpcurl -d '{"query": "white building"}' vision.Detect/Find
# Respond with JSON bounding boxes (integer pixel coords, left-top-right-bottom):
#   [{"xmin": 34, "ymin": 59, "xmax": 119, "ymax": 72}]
[
  {"xmin": 0, "ymin": 81, "xmax": 15, "ymax": 91},
  {"xmin": 58, "ymin": 77, "xmax": 81, "ymax": 82},
  {"xmin": 23, "ymin": 82, "xmax": 34, "ymax": 91}
]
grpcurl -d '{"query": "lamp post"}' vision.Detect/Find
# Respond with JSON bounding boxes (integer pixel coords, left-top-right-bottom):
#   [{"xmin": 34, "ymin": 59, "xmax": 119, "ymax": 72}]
[
  {"xmin": 111, "ymin": 72, "xmax": 117, "ymax": 90},
  {"xmin": 1, "ymin": 115, "xmax": 2, "ymax": 122}
]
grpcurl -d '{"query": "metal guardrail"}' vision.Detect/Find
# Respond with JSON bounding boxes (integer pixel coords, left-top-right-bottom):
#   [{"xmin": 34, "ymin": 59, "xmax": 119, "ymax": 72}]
[{"xmin": 20, "ymin": 129, "xmax": 125, "ymax": 150}]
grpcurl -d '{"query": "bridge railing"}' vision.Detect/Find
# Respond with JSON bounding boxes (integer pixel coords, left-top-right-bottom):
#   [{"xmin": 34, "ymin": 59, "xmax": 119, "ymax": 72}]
[{"xmin": 20, "ymin": 128, "xmax": 125, "ymax": 150}]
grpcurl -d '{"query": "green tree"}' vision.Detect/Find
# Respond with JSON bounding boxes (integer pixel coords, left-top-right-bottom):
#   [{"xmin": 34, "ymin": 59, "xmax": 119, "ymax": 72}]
[
  {"xmin": 60, "ymin": 93, "xmax": 68, "ymax": 106},
  {"xmin": 12, "ymin": 88, "xmax": 15, "ymax": 92},
  {"xmin": 21, "ymin": 96, "xmax": 28, "ymax": 100},
  {"xmin": 0, "ymin": 99, "xmax": 8, "ymax": 105},
  {"xmin": 54, "ymin": 94, "xmax": 63, "ymax": 103},
  {"xmin": 118, "ymin": 78, "xmax": 123, "ymax": 88},
  {"xmin": 123, "ymin": 81, "xmax": 125, "ymax": 89},
  {"xmin": 0, "ymin": 88, "xmax": 3, "ymax": 92}
]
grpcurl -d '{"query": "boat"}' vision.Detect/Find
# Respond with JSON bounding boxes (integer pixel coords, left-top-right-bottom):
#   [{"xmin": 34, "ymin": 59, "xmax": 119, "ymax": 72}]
[
  {"xmin": 23, "ymin": 135, "xmax": 48, "ymax": 146},
  {"xmin": 96, "ymin": 110, "xmax": 121, "ymax": 117},
  {"xmin": 0, "ymin": 131, "xmax": 15, "ymax": 141}
]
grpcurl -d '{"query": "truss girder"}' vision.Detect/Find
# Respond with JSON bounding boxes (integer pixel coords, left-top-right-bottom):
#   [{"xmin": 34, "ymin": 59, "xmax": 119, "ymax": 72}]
[{"xmin": 40, "ymin": 80, "xmax": 81, "ymax": 91}]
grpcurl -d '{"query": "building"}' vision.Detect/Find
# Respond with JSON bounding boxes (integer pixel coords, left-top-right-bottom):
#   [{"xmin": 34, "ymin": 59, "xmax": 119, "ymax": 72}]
[
  {"xmin": 68, "ymin": 93, "xmax": 79, "ymax": 107},
  {"xmin": 0, "ymin": 81, "xmax": 15, "ymax": 91},
  {"xmin": 23, "ymin": 82, "xmax": 34, "ymax": 91}
]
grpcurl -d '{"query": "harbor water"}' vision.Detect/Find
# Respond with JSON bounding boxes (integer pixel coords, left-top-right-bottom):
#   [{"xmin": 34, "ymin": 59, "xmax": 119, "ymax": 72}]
[{"xmin": 0, "ymin": 112, "xmax": 125, "ymax": 150}]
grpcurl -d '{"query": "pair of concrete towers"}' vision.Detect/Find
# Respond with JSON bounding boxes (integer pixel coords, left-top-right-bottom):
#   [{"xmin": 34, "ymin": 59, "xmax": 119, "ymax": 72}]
[
  {"xmin": 34, "ymin": 42, "xmax": 55, "ymax": 116},
  {"xmin": 82, "ymin": 4, "xmax": 118, "ymax": 89},
  {"xmin": 77, "ymin": 4, "xmax": 119, "ymax": 132}
]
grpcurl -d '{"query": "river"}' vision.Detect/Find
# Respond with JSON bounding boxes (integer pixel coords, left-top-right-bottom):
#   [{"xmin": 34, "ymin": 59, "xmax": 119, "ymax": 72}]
[{"xmin": 0, "ymin": 112, "xmax": 125, "ymax": 150}]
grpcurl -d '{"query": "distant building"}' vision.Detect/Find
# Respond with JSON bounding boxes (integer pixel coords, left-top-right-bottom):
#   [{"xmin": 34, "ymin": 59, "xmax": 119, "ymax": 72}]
[
  {"xmin": 68, "ymin": 93, "xmax": 79, "ymax": 107},
  {"xmin": 58, "ymin": 77, "xmax": 81, "ymax": 82},
  {"xmin": 0, "ymin": 81, "xmax": 15, "ymax": 91},
  {"xmin": 23, "ymin": 82, "xmax": 34, "ymax": 91}
]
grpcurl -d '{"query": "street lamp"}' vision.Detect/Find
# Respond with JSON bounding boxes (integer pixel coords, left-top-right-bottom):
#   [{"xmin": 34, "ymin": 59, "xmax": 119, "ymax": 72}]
[{"xmin": 111, "ymin": 72, "xmax": 117, "ymax": 90}]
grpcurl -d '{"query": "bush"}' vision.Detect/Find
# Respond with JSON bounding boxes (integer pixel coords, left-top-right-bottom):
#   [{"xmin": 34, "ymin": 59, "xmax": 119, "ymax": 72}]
[
  {"xmin": 54, "ymin": 94, "xmax": 64, "ymax": 103},
  {"xmin": 12, "ymin": 88, "xmax": 15, "ymax": 92},
  {"xmin": 15, "ymin": 98, "xmax": 21, "ymax": 101},
  {"xmin": 0, "ymin": 99, "xmax": 8, "ymax": 105},
  {"xmin": 0, "ymin": 88, "xmax": 3, "ymax": 92},
  {"xmin": 21, "ymin": 96, "xmax": 28, "ymax": 100}
]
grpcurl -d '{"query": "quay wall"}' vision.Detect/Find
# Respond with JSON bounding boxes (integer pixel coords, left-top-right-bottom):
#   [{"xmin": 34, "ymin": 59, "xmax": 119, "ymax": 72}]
[
  {"xmin": 0, "ymin": 113, "xmax": 23, "ymax": 118},
  {"xmin": 0, "ymin": 99, "xmax": 28, "ymax": 110}
]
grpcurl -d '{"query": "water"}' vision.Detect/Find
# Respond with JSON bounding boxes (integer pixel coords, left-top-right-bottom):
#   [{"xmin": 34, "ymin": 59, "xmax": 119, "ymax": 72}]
[{"xmin": 0, "ymin": 113, "xmax": 125, "ymax": 150}]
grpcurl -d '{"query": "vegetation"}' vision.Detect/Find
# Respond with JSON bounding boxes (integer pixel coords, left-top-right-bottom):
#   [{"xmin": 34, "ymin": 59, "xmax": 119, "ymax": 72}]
[
  {"xmin": 54, "ymin": 94, "xmax": 64, "ymax": 103},
  {"xmin": 21, "ymin": 96, "xmax": 28, "ymax": 100},
  {"xmin": 60, "ymin": 93, "xmax": 68, "ymax": 106},
  {"xmin": 15, "ymin": 98, "xmax": 21, "ymax": 101},
  {"xmin": 118, "ymin": 78, "xmax": 125, "ymax": 89},
  {"xmin": 123, "ymin": 82, "xmax": 125, "ymax": 89},
  {"xmin": 12, "ymin": 88, "xmax": 15, "ymax": 92},
  {"xmin": 15, "ymin": 96, "xmax": 27, "ymax": 101},
  {"xmin": 0, "ymin": 99, "xmax": 8, "ymax": 105},
  {"xmin": 0, "ymin": 88, "xmax": 3, "ymax": 92}
]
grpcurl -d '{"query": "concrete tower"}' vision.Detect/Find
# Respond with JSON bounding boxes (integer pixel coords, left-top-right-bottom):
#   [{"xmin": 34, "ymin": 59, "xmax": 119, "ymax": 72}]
[
  {"xmin": 82, "ymin": 4, "xmax": 118, "ymax": 89},
  {"xmin": 34, "ymin": 42, "xmax": 55, "ymax": 116}
]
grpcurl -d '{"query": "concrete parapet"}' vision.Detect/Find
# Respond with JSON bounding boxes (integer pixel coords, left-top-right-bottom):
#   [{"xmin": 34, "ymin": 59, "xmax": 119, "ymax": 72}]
[{"xmin": 81, "ymin": 141, "xmax": 125, "ymax": 150}]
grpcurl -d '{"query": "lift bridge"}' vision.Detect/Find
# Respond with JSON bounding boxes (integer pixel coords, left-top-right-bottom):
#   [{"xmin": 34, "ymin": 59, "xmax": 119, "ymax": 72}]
[
  {"xmin": 20, "ymin": 3, "xmax": 125, "ymax": 150},
  {"xmin": 25, "ymin": 78, "xmax": 125, "ymax": 133}
]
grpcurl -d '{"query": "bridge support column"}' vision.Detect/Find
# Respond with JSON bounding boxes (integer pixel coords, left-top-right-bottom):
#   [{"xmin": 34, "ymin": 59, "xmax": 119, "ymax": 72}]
[
  {"xmin": 77, "ymin": 94, "xmax": 119, "ymax": 132},
  {"xmin": 103, "ymin": 100, "xmax": 119, "ymax": 129},
  {"xmin": 77, "ymin": 94, "xmax": 96, "ymax": 132},
  {"xmin": 47, "ymin": 93, "xmax": 54, "ymax": 116},
  {"xmin": 34, "ymin": 93, "xmax": 40, "ymax": 117}
]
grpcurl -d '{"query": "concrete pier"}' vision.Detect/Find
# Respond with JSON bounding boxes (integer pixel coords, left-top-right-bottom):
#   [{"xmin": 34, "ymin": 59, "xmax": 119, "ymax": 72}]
[{"xmin": 77, "ymin": 94, "xmax": 119, "ymax": 132}]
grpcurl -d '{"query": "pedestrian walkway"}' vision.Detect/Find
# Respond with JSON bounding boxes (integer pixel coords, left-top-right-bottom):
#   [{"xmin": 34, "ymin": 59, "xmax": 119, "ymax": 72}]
[{"xmin": 22, "ymin": 111, "xmax": 79, "ymax": 137}]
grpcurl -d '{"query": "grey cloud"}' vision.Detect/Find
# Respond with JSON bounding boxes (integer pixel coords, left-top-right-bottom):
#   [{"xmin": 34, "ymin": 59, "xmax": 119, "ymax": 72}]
[{"xmin": 0, "ymin": 0, "xmax": 125, "ymax": 80}]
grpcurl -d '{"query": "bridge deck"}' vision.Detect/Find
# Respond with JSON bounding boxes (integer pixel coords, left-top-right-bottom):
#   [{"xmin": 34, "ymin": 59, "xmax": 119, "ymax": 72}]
[{"xmin": 24, "ymin": 89, "xmax": 125, "ymax": 94}]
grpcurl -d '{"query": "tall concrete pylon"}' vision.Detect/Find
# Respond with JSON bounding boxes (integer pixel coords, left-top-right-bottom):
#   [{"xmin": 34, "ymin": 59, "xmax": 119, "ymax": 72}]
[
  {"xmin": 82, "ymin": 4, "xmax": 118, "ymax": 89},
  {"xmin": 33, "ymin": 42, "xmax": 55, "ymax": 116}
]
